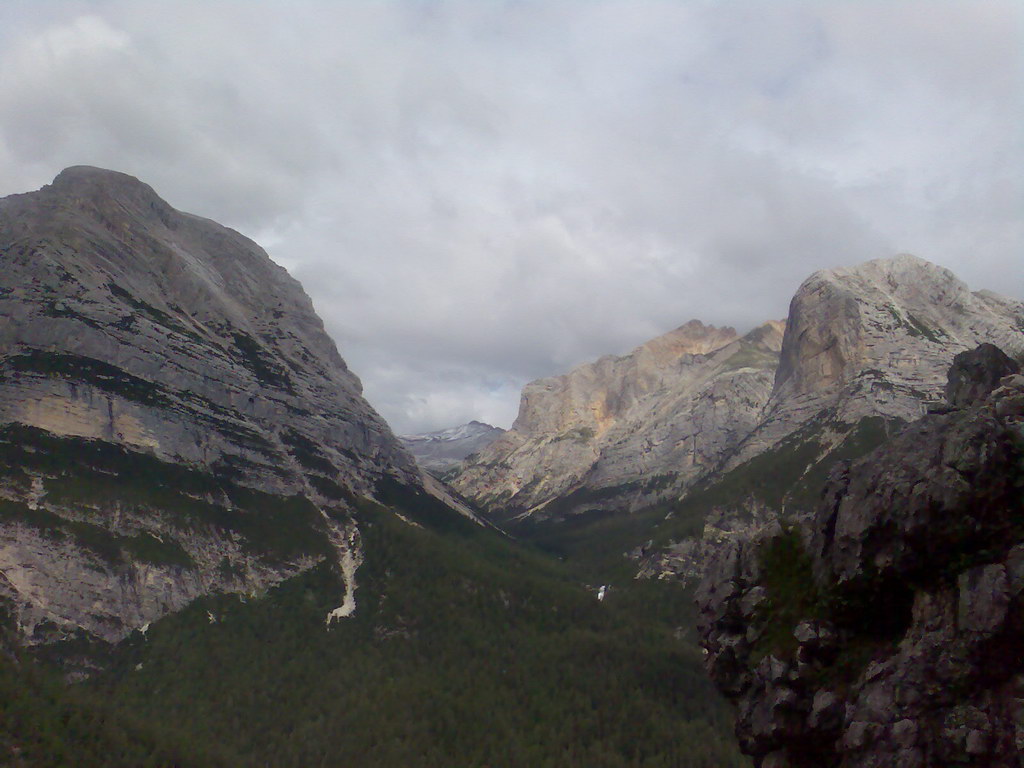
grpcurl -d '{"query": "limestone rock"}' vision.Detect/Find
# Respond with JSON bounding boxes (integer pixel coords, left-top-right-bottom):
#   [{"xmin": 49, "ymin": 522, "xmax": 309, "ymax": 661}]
[
  {"xmin": 945, "ymin": 343, "xmax": 1020, "ymax": 407},
  {"xmin": 454, "ymin": 319, "xmax": 784, "ymax": 522},
  {"xmin": 0, "ymin": 166, "xmax": 420, "ymax": 497},
  {"xmin": 729, "ymin": 254, "xmax": 1024, "ymax": 468}
]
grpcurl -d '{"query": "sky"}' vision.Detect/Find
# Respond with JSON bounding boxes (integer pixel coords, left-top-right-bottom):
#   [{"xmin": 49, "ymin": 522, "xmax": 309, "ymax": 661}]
[{"xmin": 1, "ymin": 1, "xmax": 1021, "ymax": 433}]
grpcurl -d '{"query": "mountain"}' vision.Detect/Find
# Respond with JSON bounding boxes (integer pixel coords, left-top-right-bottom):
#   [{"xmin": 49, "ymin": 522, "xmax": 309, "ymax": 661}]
[
  {"xmin": 641, "ymin": 255, "xmax": 1024, "ymax": 584},
  {"xmin": 0, "ymin": 167, "xmax": 746, "ymax": 767},
  {"xmin": 453, "ymin": 319, "xmax": 785, "ymax": 525},
  {"xmin": 696, "ymin": 344, "xmax": 1024, "ymax": 767},
  {"xmin": 453, "ymin": 255, "xmax": 1023, "ymax": 582},
  {"xmin": 399, "ymin": 420, "xmax": 505, "ymax": 474},
  {"xmin": 0, "ymin": 166, "xmax": 476, "ymax": 646},
  {"xmin": 725, "ymin": 253, "xmax": 1024, "ymax": 469}
]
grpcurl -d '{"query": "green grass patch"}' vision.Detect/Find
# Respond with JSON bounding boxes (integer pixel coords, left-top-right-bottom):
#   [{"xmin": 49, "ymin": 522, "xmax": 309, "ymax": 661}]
[
  {"xmin": 719, "ymin": 340, "xmax": 779, "ymax": 372},
  {"xmin": 752, "ymin": 528, "xmax": 823, "ymax": 660}
]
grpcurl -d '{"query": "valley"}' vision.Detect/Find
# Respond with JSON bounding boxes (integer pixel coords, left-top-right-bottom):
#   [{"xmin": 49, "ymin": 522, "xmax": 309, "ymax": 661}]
[{"xmin": 0, "ymin": 168, "xmax": 1022, "ymax": 766}]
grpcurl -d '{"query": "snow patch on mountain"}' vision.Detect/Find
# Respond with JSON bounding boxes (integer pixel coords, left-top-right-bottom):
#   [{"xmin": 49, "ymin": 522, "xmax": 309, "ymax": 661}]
[{"xmin": 400, "ymin": 421, "xmax": 506, "ymax": 473}]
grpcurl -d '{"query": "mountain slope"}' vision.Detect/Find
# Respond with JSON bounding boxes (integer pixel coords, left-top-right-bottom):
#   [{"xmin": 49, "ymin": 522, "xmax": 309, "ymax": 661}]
[
  {"xmin": 645, "ymin": 256, "xmax": 1024, "ymax": 584},
  {"xmin": 0, "ymin": 166, "xmax": 466, "ymax": 645},
  {"xmin": 0, "ymin": 168, "xmax": 748, "ymax": 767},
  {"xmin": 727, "ymin": 253, "xmax": 1024, "ymax": 467},
  {"xmin": 696, "ymin": 345, "xmax": 1024, "ymax": 767},
  {"xmin": 453, "ymin": 320, "xmax": 784, "ymax": 525}
]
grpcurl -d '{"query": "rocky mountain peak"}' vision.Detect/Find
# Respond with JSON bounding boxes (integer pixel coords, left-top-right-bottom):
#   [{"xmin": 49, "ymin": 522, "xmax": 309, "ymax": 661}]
[
  {"xmin": 638, "ymin": 319, "xmax": 739, "ymax": 363},
  {"xmin": 454, "ymin": 318, "xmax": 784, "ymax": 522},
  {"xmin": 45, "ymin": 165, "xmax": 179, "ymax": 230},
  {"xmin": 727, "ymin": 254, "xmax": 1024, "ymax": 468},
  {"xmin": 400, "ymin": 421, "xmax": 506, "ymax": 474}
]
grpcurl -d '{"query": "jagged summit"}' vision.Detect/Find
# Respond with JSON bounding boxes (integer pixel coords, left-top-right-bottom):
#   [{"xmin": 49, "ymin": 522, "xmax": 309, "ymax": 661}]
[
  {"xmin": 51, "ymin": 164, "xmax": 153, "ymax": 191},
  {"xmin": 40, "ymin": 166, "xmax": 180, "ymax": 229},
  {"xmin": 455, "ymin": 252, "xmax": 1022, "ymax": 538},
  {"xmin": 638, "ymin": 319, "xmax": 739, "ymax": 362}
]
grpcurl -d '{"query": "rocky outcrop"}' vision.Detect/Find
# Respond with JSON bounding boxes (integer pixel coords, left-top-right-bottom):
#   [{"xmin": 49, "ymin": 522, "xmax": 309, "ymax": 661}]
[
  {"xmin": 945, "ymin": 343, "xmax": 1020, "ymax": 408},
  {"xmin": 453, "ymin": 320, "xmax": 784, "ymax": 522},
  {"xmin": 400, "ymin": 421, "xmax": 506, "ymax": 474},
  {"xmin": 696, "ymin": 346, "xmax": 1024, "ymax": 767},
  {"xmin": 728, "ymin": 254, "xmax": 1024, "ymax": 468},
  {"xmin": 0, "ymin": 167, "xmax": 465, "ymax": 644}
]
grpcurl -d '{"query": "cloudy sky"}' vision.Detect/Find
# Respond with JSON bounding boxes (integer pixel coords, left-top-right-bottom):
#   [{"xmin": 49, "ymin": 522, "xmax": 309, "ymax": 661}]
[{"xmin": 1, "ymin": 1, "xmax": 1021, "ymax": 433}]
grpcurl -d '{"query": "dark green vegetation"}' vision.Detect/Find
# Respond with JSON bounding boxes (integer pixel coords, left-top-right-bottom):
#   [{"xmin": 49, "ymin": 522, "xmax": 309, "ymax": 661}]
[
  {"xmin": 0, "ymin": 606, "xmax": 232, "ymax": 767},
  {"xmin": 107, "ymin": 282, "xmax": 206, "ymax": 343},
  {"xmin": 885, "ymin": 304, "xmax": 947, "ymax": 344},
  {"xmin": 0, "ymin": 425, "xmax": 748, "ymax": 767},
  {"xmin": 752, "ymin": 529, "xmax": 824, "ymax": 660},
  {"xmin": 653, "ymin": 415, "xmax": 901, "ymax": 547},
  {"xmin": 0, "ymin": 499, "xmax": 195, "ymax": 570},
  {"xmin": 4, "ymin": 505, "xmax": 748, "ymax": 768},
  {"xmin": 231, "ymin": 330, "xmax": 294, "ymax": 391},
  {"xmin": 752, "ymin": 528, "xmax": 910, "ymax": 691},
  {"xmin": 76, "ymin": 510, "xmax": 747, "ymax": 768},
  {"xmin": 1, "ymin": 350, "xmax": 169, "ymax": 407},
  {"xmin": 517, "ymin": 502, "xmax": 673, "ymax": 582},
  {"xmin": 719, "ymin": 338, "xmax": 779, "ymax": 372}
]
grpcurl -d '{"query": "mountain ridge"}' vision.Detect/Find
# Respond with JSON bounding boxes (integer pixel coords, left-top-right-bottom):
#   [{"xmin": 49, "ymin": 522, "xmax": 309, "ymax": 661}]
[{"xmin": 452, "ymin": 319, "xmax": 785, "ymax": 524}]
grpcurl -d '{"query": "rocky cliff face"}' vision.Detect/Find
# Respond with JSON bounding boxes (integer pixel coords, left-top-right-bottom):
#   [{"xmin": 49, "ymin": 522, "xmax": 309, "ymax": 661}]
[
  {"xmin": 453, "ymin": 319, "xmax": 784, "ymax": 522},
  {"xmin": 400, "ymin": 421, "xmax": 506, "ymax": 474},
  {"xmin": 728, "ymin": 254, "xmax": 1024, "ymax": 468},
  {"xmin": 0, "ymin": 167, "xmax": 463, "ymax": 645},
  {"xmin": 457, "ymin": 255, "xmax": 1023, "ymax": 537},
  {"xmin": 696, "ymin": 345, "xmax": 1024, "ymax": 767}
]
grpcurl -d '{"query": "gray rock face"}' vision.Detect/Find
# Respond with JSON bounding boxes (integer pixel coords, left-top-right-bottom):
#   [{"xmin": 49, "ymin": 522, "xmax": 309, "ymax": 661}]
[
  {"xmin": 453, "ymin": 320, "xmax": 784, "ymax": 522},
  {"xmin": 400, "ymin": 421, "xmax": 505, "ymax": 474},
  {"xmin": 0, "ymin": 167, "xmax": 456, "ymax": 644},
  {"xmin": 696, "ymin": 350, "xmax": 1024, "ymax": 767},
  {"xmin": 728, "ymin": 254, "xmax": 1024, "ymax": 469},
  {"xmin": 0, "ymin": 166, "xmax": 419, "ymax": 496}
]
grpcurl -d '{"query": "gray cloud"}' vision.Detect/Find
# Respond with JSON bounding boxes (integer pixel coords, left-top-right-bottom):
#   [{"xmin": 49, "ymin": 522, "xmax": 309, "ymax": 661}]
[{"xmin": 1, "ymin": 1, "xmax": 1020, "ymax": 433}]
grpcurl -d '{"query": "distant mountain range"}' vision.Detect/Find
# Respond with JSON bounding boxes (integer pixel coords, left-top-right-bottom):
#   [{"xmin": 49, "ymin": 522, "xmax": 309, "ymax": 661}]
[{"xmin": 400, "ymin": 420, "xmax": 505, "ymax": 474}]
